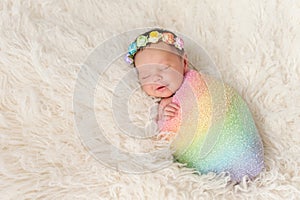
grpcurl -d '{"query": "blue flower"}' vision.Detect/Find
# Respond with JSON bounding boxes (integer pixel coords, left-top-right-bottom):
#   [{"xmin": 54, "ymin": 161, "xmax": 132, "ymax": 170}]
[{"xmin": 128, "ymin": 42, "xmax": 137, "ymax": 55}]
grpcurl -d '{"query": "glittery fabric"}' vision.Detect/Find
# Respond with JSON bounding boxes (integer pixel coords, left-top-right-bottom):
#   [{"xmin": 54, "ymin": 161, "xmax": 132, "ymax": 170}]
[{"xmin": 158, "ymin": 70, "xmax": 264, "ymax": 182}]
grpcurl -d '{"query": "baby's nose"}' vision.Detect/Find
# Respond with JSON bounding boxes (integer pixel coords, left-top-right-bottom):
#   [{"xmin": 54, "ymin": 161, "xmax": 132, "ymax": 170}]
[{"xmin": 152, "ymin": 74, "xmax": 162, "ymax": 82}]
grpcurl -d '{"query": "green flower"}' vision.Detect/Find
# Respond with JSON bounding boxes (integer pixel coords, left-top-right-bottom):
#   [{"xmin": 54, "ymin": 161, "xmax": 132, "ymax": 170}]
[{"xmin": 136, "ymin": 35, "xmax": 148, "ymax": 47}]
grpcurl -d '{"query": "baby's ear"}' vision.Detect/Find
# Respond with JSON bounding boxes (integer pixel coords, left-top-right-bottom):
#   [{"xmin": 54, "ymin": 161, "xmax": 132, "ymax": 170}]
[{"xmin": 183, "ymin": 53, "xmax": 189, "ymax": 73}]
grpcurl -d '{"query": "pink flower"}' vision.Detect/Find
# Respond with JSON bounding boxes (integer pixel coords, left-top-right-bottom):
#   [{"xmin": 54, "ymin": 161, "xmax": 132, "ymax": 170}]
[
  {"xmin": 174, "ymin": 37, "xmax": 184, "ymax": 50},
  {"xmin": 162, "ymin": 33, "xmax": 175, "ymax": 44}
]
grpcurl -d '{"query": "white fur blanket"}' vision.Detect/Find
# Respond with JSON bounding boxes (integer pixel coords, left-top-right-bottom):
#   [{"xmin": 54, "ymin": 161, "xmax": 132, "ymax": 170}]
[{"xmin": 0, "ymin": 0, "xmax": 299, "ymax": 199}]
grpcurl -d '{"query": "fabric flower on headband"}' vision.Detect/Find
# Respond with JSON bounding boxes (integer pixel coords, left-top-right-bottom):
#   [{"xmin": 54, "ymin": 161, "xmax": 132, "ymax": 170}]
[
  {"xmin": 136, "ymin": 35, "xmax": 148, "ymax": 47},
  {"xmin": 148, "ymin": 31, "xmax": 162, "ymax": 43},
  {"xmin": 125, "ymin": 30, "xmax": 184, "ymax": 65},
  {"xmin": 162, "ymin": 32, "xmax": 175, "ymax": 44},
  {"xmin": 128, "ymin": 42, "xmax": 137, "ymax": 55},
  {"xmin": 174, "ymin": 37, "xmax": 184, "ymax": 50},
  {"xmin": 125, "ymin": 53, "xmax": 134, "ymax": 64}
]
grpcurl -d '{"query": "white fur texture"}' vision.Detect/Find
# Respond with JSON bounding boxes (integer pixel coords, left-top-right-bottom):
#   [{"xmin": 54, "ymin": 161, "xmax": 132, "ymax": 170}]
[{"xmin": 1, "ymin": 0, "xmax": 300, "ymax": 199}]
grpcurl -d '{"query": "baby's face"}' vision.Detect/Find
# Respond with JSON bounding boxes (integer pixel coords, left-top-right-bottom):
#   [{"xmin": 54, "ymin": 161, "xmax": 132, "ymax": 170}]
[{"xmin": 134, "ymin": 43, "xmax": 188, "ymax": 98}]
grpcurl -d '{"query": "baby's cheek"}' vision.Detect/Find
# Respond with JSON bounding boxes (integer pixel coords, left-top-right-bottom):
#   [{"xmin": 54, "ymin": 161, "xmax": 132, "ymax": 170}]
[
  {"xmin": 141, "ymin": 84, "xmax": 154, "ymax": 94},
  {"xmin": 169, "ymin": 71, "xmax": 184, "ymax": 82}
]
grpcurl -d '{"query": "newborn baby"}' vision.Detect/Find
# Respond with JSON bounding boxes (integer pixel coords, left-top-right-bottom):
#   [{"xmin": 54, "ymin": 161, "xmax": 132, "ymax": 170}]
[{"xmin": 125, "ymin": 28, "xmax": 264, "ymax": 182}]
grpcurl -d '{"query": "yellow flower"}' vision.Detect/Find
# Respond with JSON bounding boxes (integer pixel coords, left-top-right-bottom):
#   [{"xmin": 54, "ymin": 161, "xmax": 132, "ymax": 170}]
[
  {"xmin": 148, "ymin": 31, "xmax": 161, "ymax": 43},
  {"xmin": 150, "ymin": 31, "xmax": 159, "ymax": 38}
]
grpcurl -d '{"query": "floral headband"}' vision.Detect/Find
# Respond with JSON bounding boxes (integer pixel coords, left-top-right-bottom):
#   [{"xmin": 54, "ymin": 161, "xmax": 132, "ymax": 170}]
[{"xmin": 125, "ymin": 30, "xmax": 184, "ymax": 65}]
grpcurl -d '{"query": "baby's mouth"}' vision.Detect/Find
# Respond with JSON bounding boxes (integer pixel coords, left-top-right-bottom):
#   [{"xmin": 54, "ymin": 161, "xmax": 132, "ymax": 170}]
[{"xmin": 156, "ymin": 85, "xmax": 168, "ymax": 91}]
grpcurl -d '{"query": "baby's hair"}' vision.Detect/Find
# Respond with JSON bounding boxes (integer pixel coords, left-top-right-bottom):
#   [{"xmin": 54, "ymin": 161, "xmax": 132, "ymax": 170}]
[{"xmin": 125, "ymin": 28, "xmax": 185, "ymax": 66}]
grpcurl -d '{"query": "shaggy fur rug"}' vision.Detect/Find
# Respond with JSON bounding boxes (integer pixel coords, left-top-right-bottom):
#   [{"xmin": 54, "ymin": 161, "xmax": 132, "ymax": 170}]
[{"xmin": 1, "ymin": 0, "xmax": 299, "ymax": 199}]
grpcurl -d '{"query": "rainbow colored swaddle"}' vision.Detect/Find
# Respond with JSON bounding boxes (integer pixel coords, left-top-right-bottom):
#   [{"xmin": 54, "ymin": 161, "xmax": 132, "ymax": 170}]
[{"xmin": 158, "ymin": 69, "xmax": 264, "ymax": 181}]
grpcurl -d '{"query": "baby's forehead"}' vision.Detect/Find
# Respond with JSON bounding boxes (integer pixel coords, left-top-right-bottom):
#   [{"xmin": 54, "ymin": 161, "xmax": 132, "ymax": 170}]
[
  {"xmin": 135, "ymin": 44, "xmax": 183, "ymax": 63},
  {"xmin": 136, "ymin": 63, "xmax": 169, "ymax": 71},
  {"xmin": 144, "ymin": 42, "xmax": 180, "ymax": 55},
  {"xmin": 134, "ymin": 42, "xmax": 184, "ymax": 68}
]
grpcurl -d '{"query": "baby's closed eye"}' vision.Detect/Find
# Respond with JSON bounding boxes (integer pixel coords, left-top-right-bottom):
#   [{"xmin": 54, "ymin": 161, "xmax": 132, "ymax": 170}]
[
  {"xmin": 141, "ymin": 75, "xmax": 150, "ymax": 79},
  {"xmin": 160, "ymin": 66, "xmax": 170, "ymax": 71}
]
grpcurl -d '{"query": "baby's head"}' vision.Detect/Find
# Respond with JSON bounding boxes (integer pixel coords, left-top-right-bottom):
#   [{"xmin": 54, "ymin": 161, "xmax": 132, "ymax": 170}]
[{"xmin": 125, "ymin": 29, "xmax": 188, "ymax": 98}]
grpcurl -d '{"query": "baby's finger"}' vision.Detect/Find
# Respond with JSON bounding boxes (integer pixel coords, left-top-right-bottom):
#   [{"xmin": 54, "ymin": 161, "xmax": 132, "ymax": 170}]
[
  {"xmin": 168, "ymin": 103, "xmax": 180, "ymax": 110},
  {"xmin": 164, "ymin": 105, "xmax": 178, "ymax": 113},
  {"xmin": 164, "ymin": 110, "xmax": 176, "ymax": 117}
]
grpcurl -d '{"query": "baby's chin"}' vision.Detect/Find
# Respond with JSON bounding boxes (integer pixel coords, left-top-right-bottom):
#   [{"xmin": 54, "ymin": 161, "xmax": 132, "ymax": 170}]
[
  {"xmin": 149, "ymin": 91, "xmax": 174, "ymax": 98},
  {"xmin": 160, "ymin": 92, "xmax": 175, "ymax": 98}
]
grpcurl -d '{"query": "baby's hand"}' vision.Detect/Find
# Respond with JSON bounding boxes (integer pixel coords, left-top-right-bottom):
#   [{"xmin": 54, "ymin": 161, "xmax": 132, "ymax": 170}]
[{"xmin": 162, "ymin": 102, "xmax": 180, "ymax": 121}]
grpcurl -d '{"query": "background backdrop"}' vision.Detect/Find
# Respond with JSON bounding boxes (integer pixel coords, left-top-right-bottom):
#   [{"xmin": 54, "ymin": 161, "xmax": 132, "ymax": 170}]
[{"xmin": 1, "ymin": 0, "xmax": 299, "ymax": 199}]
